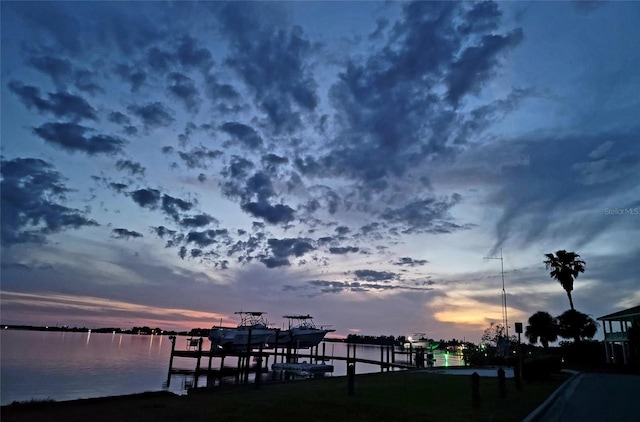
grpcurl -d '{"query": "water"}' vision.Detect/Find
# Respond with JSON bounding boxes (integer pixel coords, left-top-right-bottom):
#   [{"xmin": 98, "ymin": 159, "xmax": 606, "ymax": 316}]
[{"xmin": 0, "ymin": 330, "xmax": 464, "ymax": 405}]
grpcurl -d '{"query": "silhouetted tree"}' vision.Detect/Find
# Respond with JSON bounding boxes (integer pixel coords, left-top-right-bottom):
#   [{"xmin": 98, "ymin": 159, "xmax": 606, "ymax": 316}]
[
  {"xmin": 544, "ymin": 250, "xmax": 585, "ymax": 310},
  {"xmin": 557, "ymin": 309, "xmax": 597, "ymax": 342},
  {"xmin": 525, "ymin": 311, "xmax": 559, "ymax": 349}
]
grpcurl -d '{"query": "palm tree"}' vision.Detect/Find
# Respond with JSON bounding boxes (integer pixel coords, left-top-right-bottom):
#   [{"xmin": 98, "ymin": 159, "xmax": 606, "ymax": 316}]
[
  {"xmin": 544, "ymin": 250, "xmax": 585, "ymax": 310},
  {"xmin": 557, "ymin": 309, "xmax": 598, "ymax": 342},
  {"xmin": 525, "ymin": 311, "xmax": 559, "ymax": 349}
]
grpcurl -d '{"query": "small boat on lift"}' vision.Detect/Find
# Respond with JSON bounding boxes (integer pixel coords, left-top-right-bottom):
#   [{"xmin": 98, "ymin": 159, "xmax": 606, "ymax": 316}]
[
  {"xmin": 277, "ymin": 315, "xmax": 334, "ymax": 348},
  {"xmin": 208, "ymin": 311, "xmax": 275, "ymax": 351},
  {"xmin": 403, "ymin": 333, "xmax": 439, "ymax": 350}
]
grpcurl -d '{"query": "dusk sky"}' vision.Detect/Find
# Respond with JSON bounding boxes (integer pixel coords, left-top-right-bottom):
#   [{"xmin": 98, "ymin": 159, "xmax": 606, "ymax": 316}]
[{"xmin": 1, "ymin": 1, "xmax": 638, "ymax": 343}]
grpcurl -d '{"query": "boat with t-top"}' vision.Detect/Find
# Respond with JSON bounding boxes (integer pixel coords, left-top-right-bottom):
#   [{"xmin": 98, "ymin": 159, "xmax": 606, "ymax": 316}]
[
  {"xmin": 208, "ymin": 311, "xmax": 275, "ymax": 352},
  {"xmin": 276, "ymin": 314, "xmax": 334, "ymax": 348},
  {"xmin": 403, "ymin": 333, "xmax": 439, "ymax": 350}
]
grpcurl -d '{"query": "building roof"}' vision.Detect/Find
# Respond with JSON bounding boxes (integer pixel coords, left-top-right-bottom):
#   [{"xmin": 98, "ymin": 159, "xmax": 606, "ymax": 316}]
[{"xmin": 597, "ymin": 305, "xmax": 640, "ymax": 321}]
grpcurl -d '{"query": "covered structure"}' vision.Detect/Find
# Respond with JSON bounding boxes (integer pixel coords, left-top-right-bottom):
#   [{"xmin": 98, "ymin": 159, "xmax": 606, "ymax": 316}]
[{"xmin": 597, "ymin": 305, "xmax": 640, "ymax": 365}]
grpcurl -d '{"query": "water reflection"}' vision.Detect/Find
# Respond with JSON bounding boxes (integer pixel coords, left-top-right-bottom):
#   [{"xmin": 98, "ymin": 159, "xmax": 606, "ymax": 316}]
[{"xmin": 1, "ymin": 331, "xmax": 465, "ymax": 405}]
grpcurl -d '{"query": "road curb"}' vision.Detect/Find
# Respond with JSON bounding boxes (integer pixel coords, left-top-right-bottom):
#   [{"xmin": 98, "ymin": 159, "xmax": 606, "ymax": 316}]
[{"xmin": 521, "ymin": 370, "xmax": 581, "ymax": 422}]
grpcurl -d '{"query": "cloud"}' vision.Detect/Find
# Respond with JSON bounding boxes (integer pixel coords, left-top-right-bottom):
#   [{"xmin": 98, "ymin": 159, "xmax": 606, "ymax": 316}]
[
  {"xmin": 489, "ymin": 130, "xmax": 640, "ymax": 253},
  {"xmin": 394, "ymin": 257, "xmax": 429, "ymax": 266},
  {"xmin": 1, "ymin": 157, "xmax": 99, "ymax": 246},
  {"xmin": 167, "ymin": 72, "xmax": 201, "ymax": 112},
  {"xmin": 161, "ymin": 194, "xmax": 194, "ymax": 221},
  {"xmin": 186, "ymin": 229, "xmax": 229, "ymax": 248},
  {"xmin": 33, "ymin": 122, "xmax": 127, "ymax": 155},
  {"xmin": 115, "ymin": 64, "xmax": 147, "ymax": 92},
  {"xmin": 9, "ymin": 81, "xmax": 98, "ymax": 121},
  {"xmin": 180, "ymin": 214, "xmax": 218, "ymax": 228},
  {"xmin": 212, "ymin": 2, "xmax": 318, "ymax": 133},
  {"xmin": 379, "ymin": 194, "xmax": 467, "ymax": 234},
  {"xmin": 175, "ymin": 35, "xmax": 214, "ymax": 72},
  {"xmin": 111, "ymin": 228, "xmax": 143, "ymax": 239},
  {"xmin": 329, "ymin": 246, "xmax": 359, "ymax": 255},
  {"xmin": 241, "ymin": 201, "xmax": 295, "ymax": 225},
  {"xmin": 178, "ymin": 146, "xmax": 223, "ymax": 169},
  {"xmin": 220, "ymin": 122, "xmax": 263, "ymax": 150},
  {"xmin": 446, "ymin": 30, "xmax": 523, "ymax": 106},
  {"xmin": 354, "ymin": 269, "xmax": 397, "ymax": 282},
  {"xmin": 130, "ymin": 188, "xmax": 161, "ymax": 208},
  {"xmin": 267, "ymin": 237, "xmax": 315, "ymax": 259},
  {"xmin": 28, "ymin": 55, "xmax": 74, "ymax": 86},
  {"xmin": 127, "ymin": 102, "xmax": 174, "ymax": 129},
  {"xmin": 115, "ymin": 159, "xmax": 145, "ymax": 176}
]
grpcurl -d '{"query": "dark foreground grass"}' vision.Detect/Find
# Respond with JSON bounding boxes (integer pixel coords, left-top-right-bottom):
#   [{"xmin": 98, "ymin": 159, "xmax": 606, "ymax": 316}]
[{"xmin": 2, "ymin": 370, "xmax": 568, "ymax": 422}]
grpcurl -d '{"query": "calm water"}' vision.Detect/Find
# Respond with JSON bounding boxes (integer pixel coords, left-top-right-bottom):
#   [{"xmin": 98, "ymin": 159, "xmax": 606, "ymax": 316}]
[{"xmin": 0, "ymin": 330, "xmax": 463, "ymax": 405}]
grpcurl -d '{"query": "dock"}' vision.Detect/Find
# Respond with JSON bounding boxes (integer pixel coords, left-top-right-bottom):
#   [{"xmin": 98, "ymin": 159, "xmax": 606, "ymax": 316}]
[{"xmin": 166, "ymin": 336, "xmax": 420, "ymax": 390}]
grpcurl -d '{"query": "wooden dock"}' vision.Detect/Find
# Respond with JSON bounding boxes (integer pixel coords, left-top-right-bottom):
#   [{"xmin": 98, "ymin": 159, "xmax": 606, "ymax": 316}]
[{"xmin": 166, "ymin": 336, "xmax": 419, "ymax": 389}]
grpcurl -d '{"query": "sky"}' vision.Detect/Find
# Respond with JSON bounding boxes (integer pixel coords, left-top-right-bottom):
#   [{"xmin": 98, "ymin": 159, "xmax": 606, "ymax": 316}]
[{"xmin": 1, "ymin": 1, "xmax": 638, "ymax": 343}]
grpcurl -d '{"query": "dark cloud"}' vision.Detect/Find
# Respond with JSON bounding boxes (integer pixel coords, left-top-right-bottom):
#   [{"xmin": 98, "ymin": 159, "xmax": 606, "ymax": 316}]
[
  {"xmin": 161, "ymin": 194, "xmax": 194, "ymax": 221},
  {"xmin": 268, "ymin": 237, "xmax": 315, "ymax": 259},
  {"xmin": 147, "ymin": 46, "xmax": 173, "ymax": 72},
  {"xmin": 261, "ymin": 256, "xmax": 291, "ymax": 268},
  {"xmin": 241, "ymin": 201, "xmax": 295, "ymax": 225},
  {"xmin": 178, "ymin": 146, "xmax": 223, "ymax": 169},
  {"xmin": 167, "ymin": 72, "xmax": 200, "ymax": 112},
  {"xmin": 176, "ymin": 35, "xmax": 214, "ymax": 72},
  {"xmin": 329, "ymin": 246, "xmax": 359, "ymax": 255},
  {"xmin": 1, "ymin": 157, "xmax": 98, "ymax": 246},
  {"xmin": 127, "ymin": 102, "xmax": 174, "ymax": 129},
  {"xmin": 317, "ymin": 1, "xmax": 523, "ymax": 199},
  {"xmin": 115, "ymin": 160, "xmax": 145, "ymax": 176},
  {"xmin": 115, "ymin": 64, "xmax": 147, "ymax": 92},
  {"xmin": 212, "ymin": 2, "xmax": 318, "ymax": 133},
  {"xmin": 28, "ymin": 56, "xmax": 74, "ymax": 86},
  {"xmin": 490, "ymin": 130, "xmax": 640, "ymax": 253},
  {"xmin": 180, "ymin": 214, "xmax": 218, "ymax": 228},
  {"xmin": 9, "ymin": 81, "xmax": 98, "ymax": 121},
  {"xmin": 186, "ymin": 229, "xmax": 229, "ymax": 248},
  {"xmin": 394, "ymin": 257, "xmax": 428, "ymax": 266},
  {"xmin": 223, "ymin": 156, "xmax": 255, "ymax": 179},
  {"xmin": 130, "ymin": 188, "xmax": 161, "ymax": 209},
  {"xmin": 108, "ymin": 111, "xmax": 131, "ymax": 126},
  {"xmin": 380, "ymin": 194, "xmax": 465, "ymax": 234},
  {"xmin": 261, "ymin": 153, "xmax": 288, "ymax": 171},
  {"xmin": 446, "ymin": 30, "xmax": 523, "ymax": 106},
  {"xmin": 111, "ymin": 228, "xmax": 143, "ymax": 239},
  {"xmin": 354, "ymin": 269, "xmax": 396, "ymax": 282},
  {"xmin": 33, "ymin": 122, "xmax": 127, "ymax": 155},
  {"xmin": 108, "ymin": 182, "xmax": 128, "ymax": 193},
  {"xmin": 220, "ymin": 122, "xmax": 263, "ymax": 150},
  {"xmin": 302, "ymin": 278, "xmax": 433, "ymax": 295}
]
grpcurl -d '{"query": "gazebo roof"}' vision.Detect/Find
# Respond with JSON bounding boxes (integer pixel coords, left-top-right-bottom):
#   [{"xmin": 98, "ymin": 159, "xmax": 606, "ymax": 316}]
[{"xmin": 597, "ymin": 305, "xmax": 640, "ymax": 322}]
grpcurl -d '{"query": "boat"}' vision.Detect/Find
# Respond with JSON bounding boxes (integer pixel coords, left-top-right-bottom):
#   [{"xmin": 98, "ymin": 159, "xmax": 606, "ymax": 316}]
[
  {"xmin": 403, "ymin": 333, "xmax": 440, "ymax": 350},
  {"xmin": 276, "ymin": 315, "xmax": 334, "ymax": 348},
  {"xmin": 208, "ymin": 311, "xmax": 276, "ymax": 352}
]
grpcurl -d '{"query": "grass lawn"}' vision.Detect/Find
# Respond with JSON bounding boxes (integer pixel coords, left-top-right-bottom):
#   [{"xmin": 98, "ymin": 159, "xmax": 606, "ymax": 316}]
[{"xmin": 2, "ymin": 369, "xmax": 568, "ymax": 422}]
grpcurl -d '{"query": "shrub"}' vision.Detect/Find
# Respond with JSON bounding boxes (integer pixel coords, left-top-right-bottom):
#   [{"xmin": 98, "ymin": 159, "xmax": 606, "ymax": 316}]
[
  {"xmin": 522, "ymin": 355, "xmax": 562, "ymax": 381},
  {"xmin": 559, "ymin": 340, "xmax": 604, "ymax": 367}
]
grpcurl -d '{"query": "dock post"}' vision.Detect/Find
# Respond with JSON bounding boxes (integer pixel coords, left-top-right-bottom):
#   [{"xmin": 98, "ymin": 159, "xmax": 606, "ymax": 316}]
[
  {"xmin": 243, "ymin": 328, "xmax": 253, "ymax": 384},
  {"xmin": 347, "ymin": 362, "xmax": 355, "ymax": 396},
  {"xmin": 255, "ymin": 345, "xmax": 263, "ymax": 389},
  {"xmin": 166, "ymin": 335, "xmax": 176, "ymax": 387},
  {"xmin": 380, "ymin": 345, "xmax": 384, "ymax": 373},
  {"xmin": 497, "ymin": 367, "xmax": 506, "ymax": 398},
  {"xmin": 193, "ymin": 337, "xmax": 203, "ymax": 387},
  {"xmin": 471, "ymin": 372, "xmax": 480, "ymax": 408},
  {"xmin": 235, "ymin": 353, "xmax": 242, "ymax": 384}
]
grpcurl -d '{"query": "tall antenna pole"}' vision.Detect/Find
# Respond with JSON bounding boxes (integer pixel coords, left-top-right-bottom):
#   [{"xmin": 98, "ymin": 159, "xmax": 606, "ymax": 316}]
[{"xmin": 484, "ymin": 248, "xmax": 508, "ymax": 338}]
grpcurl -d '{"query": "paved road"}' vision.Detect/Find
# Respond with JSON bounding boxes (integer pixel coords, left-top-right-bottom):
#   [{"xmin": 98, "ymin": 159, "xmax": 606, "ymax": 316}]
[{"xmin": 525, "ymin": 372, "xmax": 640, "ymax": 422}]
